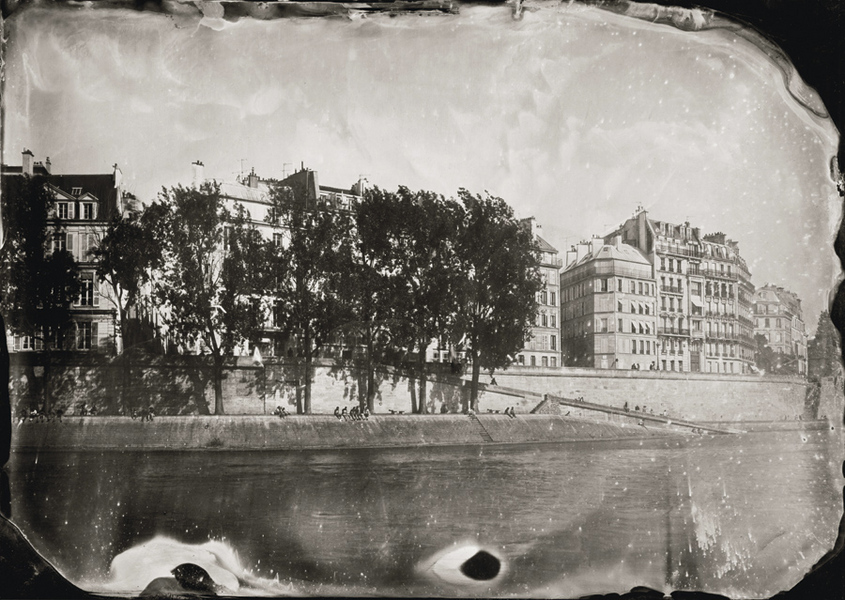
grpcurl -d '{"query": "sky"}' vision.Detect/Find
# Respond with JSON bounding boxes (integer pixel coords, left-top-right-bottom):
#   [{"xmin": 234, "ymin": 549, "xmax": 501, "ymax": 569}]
[{"xmin": 2, "ymin": 2, "xmax": 840, "ymax": 331}]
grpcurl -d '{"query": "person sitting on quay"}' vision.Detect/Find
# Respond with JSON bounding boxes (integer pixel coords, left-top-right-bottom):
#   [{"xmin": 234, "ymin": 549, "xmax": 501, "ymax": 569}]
[
  {"xmin": 334, "ymin": 406, "xmax": 342, "ymax": 420},
  {"xmin": 623, "ymin": 401, "xmax": 629, "ymax": 412},
  {"xmin": 341, "ymin": 407, "xmax": 349, "ymax": 421},
  {"xmin": 440, "ymin": 404, "xmax": 449, "ymax": 414},
  {"xmin": 362, "ymin": 407, "xmax": 370, "ymax": 420}
]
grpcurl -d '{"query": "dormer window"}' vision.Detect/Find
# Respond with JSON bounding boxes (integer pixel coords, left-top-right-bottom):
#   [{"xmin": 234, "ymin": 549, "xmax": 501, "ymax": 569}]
[
  {"xmin": 82, "ymin": 203, "xmax": 96, "ymax": 220},
  {"xmin": 71, "ymin": 187, "xmax": 82, "ymax": 196},
  {"xmin": 57, "ymin": 203, "xmax": 69, "ymax": 219}
]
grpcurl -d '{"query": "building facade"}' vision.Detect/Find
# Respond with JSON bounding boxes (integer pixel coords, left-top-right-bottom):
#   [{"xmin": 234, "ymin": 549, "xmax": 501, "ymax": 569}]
[
  {"xmin": 603, "ymin": 208, "xmax": 755, "ymax": 374},
  {"xmin": 3, "ymin": 150, "xmax": 124, "ymax": 353},
  {"xmin": 516, "ymin": 218, "xmax": 562, "ymax": 367},
  {"xmin": 753, "ymin": 284, "xmax": 808, "ymax": 376},
  {"xmin": 188, "ymin": 162, "xmax": 365, "ymax": 358},
  {"xmin": 560, "ymin": 236, "xmax": 658, "ymax": 369}
]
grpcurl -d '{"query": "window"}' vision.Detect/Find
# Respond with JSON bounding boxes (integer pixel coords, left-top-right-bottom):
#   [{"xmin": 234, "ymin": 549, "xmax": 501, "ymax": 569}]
[
  {"xmin": 618, "ymin": 301, "xmax": 623, "ymax": 312},
  {"xmin": 58, "ymin": 203, "xmax": 69, "ymax": 219},
  {"xmin": 53, "ymin": 232, "xmax": 68, "ymax": 253},
  {"xmin": 542, "ymin": 313, "xmax": 548, "ymax": 327},
  {"xmin": 541, "ymin": 291, "xmax": 548, "ymax": 305},
  {"xmin": 550, "ymin": 292, "xmax": 556, "ymax": 305},
  {"xmin": 71, "ymin": 187, "xmax": 82, "ymax": 196},
  {"xmin": 518, "ymin": 355, "xmax": 524, "ymax": 365},
  {"xmin": 550, "ymin": 315, "xmax": 556, "ymax": 328},
  {"xmin": 530, "ymin": 356, "xmax": 536, "ymax": 366},
  {"xmin": 550, "ymin": 357, "xmax": 557, "ymax": 367},
  {"xmin": 542, "ymin": 356, "xmax": 548, "ymax": 367},
  {"xmin": 77, "ymin": 322, "xmax": 98, "ymax": 350},
  {"xmin": 79, "ymin": 276, "xmax": 95, "ymax": 306},
  {"xmin": 551, "ymin": 335, "xmax": 557, "ymax": 350},
  {"xmin": 618, "ymin": 318, "xmax": 623, "ymax": 331},
  {"xmin": 679, "ymin": 361, "xmax": 683, "ymax": 371},
  {"xmin": 632, "ymin": 340, "xmax": 637, "ymax": 354},
  {"xmin": 82, "ymin": 203, "xmax": 96, "ymax": 220}
]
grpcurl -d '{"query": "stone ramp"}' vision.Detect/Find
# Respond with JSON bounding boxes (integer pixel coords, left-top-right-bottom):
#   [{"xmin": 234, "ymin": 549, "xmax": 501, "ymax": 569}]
[{"xmin": 532, "ymin": 393, "xmax": 743, "ymax": 435}]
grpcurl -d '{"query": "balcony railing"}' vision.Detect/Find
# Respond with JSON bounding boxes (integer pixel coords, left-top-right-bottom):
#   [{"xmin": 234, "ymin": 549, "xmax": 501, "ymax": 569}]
[
  {"xmin": 655, "ymin": 243, "xmax": 702, "ymax": 258},
  {"xmin": 699, "ymin": 268, "xmax": 739, "ymax": 281},
  {"xmin": 661, "ymin": 285, "xmax": 684, "ymax": 295},
  {"xmin": 658, "ymin": 327, "xmax": 690, "ymax": 336}
]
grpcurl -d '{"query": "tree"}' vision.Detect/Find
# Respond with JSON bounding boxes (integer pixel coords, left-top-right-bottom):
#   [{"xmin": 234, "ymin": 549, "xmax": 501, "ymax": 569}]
[
  {"xmin": 754, "ymin": 333, "xmax": 775, "ymax": 374},
  {"xmin": 341, "ymin": 186, "xmax": 405, "ymax": 412},
  {"xmin": 808, "ymin": 310, "xmax": 841, "ymax": 379},
  {"xmin": 451, "ymin": 189, "xmax": 542, "ymax": 411},
  {"xmin": 265, "ymin": 180, "xmax": 352, "ymax": 414},
  {"xmin": 93, "ymin": 208, "xmax": 165, "ymax": 411},
  {"xmin": 0, "ymin": 174, "xmax": 81, "ymax": 413},
  {"xmin": 153, "ymin": 182, "xmax": 266, "ymax": 415},
  {"xmin": 391, "ymin": 187, "xmax": 465, "ymax": 413}
]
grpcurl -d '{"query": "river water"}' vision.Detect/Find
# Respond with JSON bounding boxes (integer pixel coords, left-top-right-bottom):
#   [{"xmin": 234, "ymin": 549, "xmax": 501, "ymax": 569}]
[{"xmin": 6, "ymin": 428, "xmax": 843, "ymax": 598}]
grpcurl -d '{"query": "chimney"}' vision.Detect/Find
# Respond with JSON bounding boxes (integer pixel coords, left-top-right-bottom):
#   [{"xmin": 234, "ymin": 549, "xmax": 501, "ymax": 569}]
[
  {"xmin": 44, "ymin": 157, "xmax": 52, "ymax": 175},
  {"xmin": 566, "ymin": 247, "xmax": 578, "ymax": 267},
  {"xmin": 247, "ymin": 167, "xmax": 259, "ymax": 189},
  {"xmin": 192, "ymin": 160, "xmax": 204, "ymax": 187},
  {"xmin": 22, "ymin": 149, "xmax": 34, "ymax": 175},
  {"xmin": 614, "ymin": 235, "xmax": 623, "ymax": 249},
  {"xmin": 354, "ymin": 175, "xmax": 368, "ymax": 196},
  {"xmin": 113, "ymin": 163, "xmax": 122, "ymax": 190},
  {"xmin": 575, "ymin": 241, "xmax": 590, "ymax": 263}
]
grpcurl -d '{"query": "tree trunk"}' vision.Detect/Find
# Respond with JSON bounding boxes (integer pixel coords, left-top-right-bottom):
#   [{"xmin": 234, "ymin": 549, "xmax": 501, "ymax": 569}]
[
  {"xmin": 409, "ymin": 369, "xmax": 418, "ymax": 414},
  {"xmin": 42, "ymin": 360, "xmax": 52, "ymax": 416},
  {"xmin": 119, "ymin": 306, "xmax": 131, "ymax": 415},
  {"xmin": 121, "ymin": 351, "xmax": 131, "ymax": 415},
  {"xmin": 366, "ymin": 325, "xmax": 375, "ymax": 412},
  {"xmin": 470, "ymin": 352, "xmax": 481, "ymax": 412},
  {"xmin": 417, "ymin": 338, "xmax": 427, "ymax": 414},
  {"xmin": 213, "ymin": 355, "xmax": 225, "ymax": 415},
  {"xmin": 0, "ymin": 313, "xmax": 11, "ymax": 468},
  {"xmin": 303, "ymin": 323, "xmax": 312, "ymax": 414}
]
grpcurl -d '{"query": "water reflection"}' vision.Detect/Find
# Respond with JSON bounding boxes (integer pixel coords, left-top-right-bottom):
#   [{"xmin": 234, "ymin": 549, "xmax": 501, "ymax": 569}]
[{"xmin": 7, "ymin": 430, "xmax": 842, "ymax": 597}]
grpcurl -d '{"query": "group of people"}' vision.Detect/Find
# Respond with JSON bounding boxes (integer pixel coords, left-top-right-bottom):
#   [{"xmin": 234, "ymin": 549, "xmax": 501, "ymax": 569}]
[
  {"xmin": 334, "ymin": 405, "xmax": 370, "ymax": 421},
  {"xmin": 131, "ymin": 406, "xmax": 156, "ymax": 421},
  {"xmin": 629, "ymin": 362, "xmax": 658, "ymax": 371},
  {"xmin": 17, "ymin": 407, "xmax": 63, "ymax": 423},
  {"xmin": 272, "ymin": 405, "xmax": 289, "ymax": 418},
  {"xmin": 503, "ymin": 406, "xmax": 518, "ymax": 418}
]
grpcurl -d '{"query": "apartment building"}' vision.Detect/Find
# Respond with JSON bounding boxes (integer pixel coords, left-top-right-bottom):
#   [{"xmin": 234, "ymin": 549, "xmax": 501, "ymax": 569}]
[
  {"xmin": 2, "ymin": 149, "xmax": 125, "ymax": 353},
  {"xmin": 753, "ymin": 284, "xmax": 808, "ymax": 376},
  {"xmin": 188, "ymin": 162, "xmax": 365, "ymax": 357},
  {"xmin": 515, "ymin": 218, "xmax": 562, "ymax": 367},
  {"xmin": 603, "ymin": 208, "xmax": 755, "ymax": 374},
  {"xmin": 560, "ymin": 236, "xmax": 658, "ymax": 369}
]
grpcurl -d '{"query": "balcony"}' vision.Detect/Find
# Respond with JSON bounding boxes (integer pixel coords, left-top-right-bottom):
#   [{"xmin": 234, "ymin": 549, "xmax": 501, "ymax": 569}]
[
  {"xmin": 655, "ymin": 243, "xmax": 702, "ymax": 258},
  {"xmin": 658, "ymin": 327, "xmax": 689, "ymax": 336},
  {"xmin": 544, "ymin": 256, "xmax": 564, "ymax": 268},
  {"xmin": 661, "ymin": 285, "xmax": 684, "ymax": 295},
  {"xmin": 700, "ymin": 268, "xmax": 739, "ymax": 281}
]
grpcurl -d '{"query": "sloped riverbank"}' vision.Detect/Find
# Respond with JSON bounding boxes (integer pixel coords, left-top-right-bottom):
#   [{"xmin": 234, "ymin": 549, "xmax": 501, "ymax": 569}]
[{"xmin": 11, "ymin": 414, "xmax": 691, "ymax": 451}]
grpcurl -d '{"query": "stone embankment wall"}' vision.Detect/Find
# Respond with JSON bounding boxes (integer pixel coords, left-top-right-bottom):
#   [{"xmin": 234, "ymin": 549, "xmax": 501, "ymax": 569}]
[
  {"xmin": 10, "ymin": 414, "xmax": 681, "ymax": 452},
  {"xmin": 8, "ymin": 355, "xmax": 528, "ymax": 417},
  {"xmin": 8, "ymin": 355, "xmax": 814, "ymax": 423}
]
